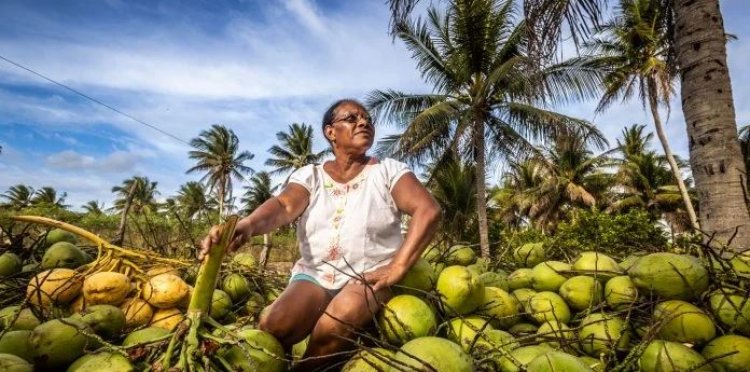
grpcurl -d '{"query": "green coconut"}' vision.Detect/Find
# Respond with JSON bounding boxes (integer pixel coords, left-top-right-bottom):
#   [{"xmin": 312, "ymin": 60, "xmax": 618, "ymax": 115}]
[
  {"xmin": 0, "ymin": 306, "xmax": 40, "ymax": 331},
  {"xmin": 499, "ymin": 345, "xmax": 553, "ymax": 372},
  {"xmin": 0, "ymin": 354, "xmax": 32, "ymax": 372},
  {"xmin": 445, "ymin": 245, "xmax": 477, "ymax": 266},
  {"xmin": 378, "ymin": 295, "xmax": 437, "ymax": 345},
  {"xmin": 0, "ymin": 253, "xmax": 22, "ymax": 277},
  {"xmin": 639, "ymin": 340, "xmax": 712, "ymax": 372},
  {"xmin": 627, "ymin": 252, "xmax": 708, "ymax": 300},
  {"xmin": 393, "ymin": 337, "xmax": 474, "ymax": 372},
  {"xmin": 45, "ymin": 228, "xmax": 77, "ymax": 246},
  {"xmin": 479, "ymin": 271, "xmax": 509, "ymax": 291},
  {"xmin": 223, "ymin": 328, "xmax": 286, "ymax": 372},
  {"xmin": 710, "ymin": 289, "xmax": 750, "ymax": 336},
  {"xmin": 396, "ymin": 258, "xmax": 436, "ymax": 295},
  {"xmin": 702, "ymin": 334, "xmax": 750, "ymax": 372},
  {"xmin": 232, "ymin": 253, "xmax": 257, "ymax": 270},
  {"xmin": 618, "ymin": 255, "xmax": 642, "ymax": 272},
  {"xmin": 729, "ymin": 256, "xmax": 750, "ymax": 276},
  {"xmin": 77, "ymin": 304, "xmax": 126, "ymax": 339},
  {"xmin": 536, "ymin": 321, "xmax": 574, "ymax": 348},
  {"xmin": 222, "ymin": 273, "xmax": 252, "ymax": 303},
  {"xmin": 578, "ymin": 313, "xmax": 629, "ymax": 356},
  {"xmin": 67, "ymin": 352, "xmax": 134, "ymax": 372},
  {"xmin": 0, "ymin": 330, "xmax": 32, "ymax": 361},
  {"xmin": 21, "ymin": 263, "xmax": 38, "ymax": 273},
  {"xmin": 474, "ymin": 329, "xmax": 520, "ymax": 371},
  {"xmin": 528, "ymin": 292, "xmax": 571, "ymax": 325},
  {"xmin": 527, "ymin": 351, "xmax": 594, "ymax": 372},
  {"xmin": 291, "ymin": 336, "xmax": 308, "ymax": 361},
  {"xmin": 508, "ymin": 322, "xmax": 539, "ymax": 336},
  {"xmin": 512, "ymin": 288, "xmax": 537, "ymax": 311},
  {"xmin": 531, "ymin": 261, "xmax": 571, "ymax": 292},
  {"xmin": 41, "ymin": 242, "xmax": 87, "ymax": 270},
  {"xmin": 653, "ymin": 300, "xmax": 716, "ymax": 345},
  {"xmin": 579, "ymin": 356, "xmax": 605, "ymax": 372},
  {"xmin": 445, "ymin": 316, "xmax": 494, "ymax": 352},
  {"xmin": 210, "ymin": 289, "xmax": 233, "ymax": 320},
  {"xmin": 571, "ymin": 252, "xmax": 622, "ymax": 281},
  {"xmin": 244, "ymin": 291, "xmax": 266, "ymax": 317},
  {"xmin": 475, "ymin": 328, "xmax": 519, "ymax": 353},
  {"xmin": 29, "ymin": 317, "xmax": 93, "ymax": 369},
  {"xmin": 342, "ymin": 348, "xmax": 395, "ymax": 372},
  {"xmin": 559, "ymin": 275, "xmax": 603, "ymax": 311},
  {"xmin": 513, "ymin": 243, "xmax": 546, "ymax": 268},
  {"xmin": 122, "ymin": 327, "xmax": 170, "ymax": 346},
  {"xmin": 422, "ymin": 245, "xmax": 443, "ymax": 263},
  {"xmin": 436, "ymin": 265, "xmax": 485, "ymax": 315},
  {"xmin": 264, "ymin": 287, "xmax": 281, "ymax": 303},
  {"xmin": 478, "ymin": 286, "xmax": 521, "ymax": 329},
  {"xmin": 604, "ymin": 276, "xmax": 638, "ymax": 310},
  {"xmin": 508, "ymin": 268, "xmax": 534, "ymax": 290}
]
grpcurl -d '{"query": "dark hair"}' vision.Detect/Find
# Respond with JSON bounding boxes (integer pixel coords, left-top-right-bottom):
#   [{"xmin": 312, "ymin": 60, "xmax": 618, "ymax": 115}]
[{"xmin": 321, "ymin": 99, "xmax": 367, "ymax": 143}]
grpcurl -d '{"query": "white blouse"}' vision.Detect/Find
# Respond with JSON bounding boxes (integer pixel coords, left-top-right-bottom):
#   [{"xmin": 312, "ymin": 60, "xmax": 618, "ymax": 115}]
[{"xmin": 287, "ymin": 157, "xmax": 411, "ymax": 289}]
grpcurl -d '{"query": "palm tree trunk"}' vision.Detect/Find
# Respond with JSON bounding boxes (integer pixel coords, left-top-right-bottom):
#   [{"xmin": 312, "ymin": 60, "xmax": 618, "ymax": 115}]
[
  {"xmin": 260, "ymin": 233, "xmax": 272, "ymax": 270},
  {"xmin": 113, "ymin": 181, "xmax": 138, "ymax": 246},
  {"xmin": 474, "ymin": 119, "xmax": 491, "ymax": 258},
  {"xmin": 218, "ymin": 180, "xmax": 225, "ymax": 219},
  {"xmin": 647, "ymin": 89, "xmax": 700, "ymax": 231},
  {"xmin": 674, "ymin": 0, "xmax": 750, "ymax": 250}
]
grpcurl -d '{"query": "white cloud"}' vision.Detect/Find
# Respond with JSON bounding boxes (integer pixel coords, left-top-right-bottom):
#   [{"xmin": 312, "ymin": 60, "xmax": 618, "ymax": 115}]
[
  {"xmin": 283, "ymin": 0, "xmax": 326, "ymax": 35},
  {"xmin": 45, "ymin": 150, "xmax": 95, "ymax": 169}
]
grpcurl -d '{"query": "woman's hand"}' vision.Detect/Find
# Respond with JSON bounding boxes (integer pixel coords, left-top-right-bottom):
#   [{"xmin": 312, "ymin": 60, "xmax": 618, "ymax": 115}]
[
  {"xmin": 355, "ymin": 263, "xmax": 408, "ymax": 292},
  {"xmin": 198, "ymin": 224, "xmax": 250, "ymax": 261}
]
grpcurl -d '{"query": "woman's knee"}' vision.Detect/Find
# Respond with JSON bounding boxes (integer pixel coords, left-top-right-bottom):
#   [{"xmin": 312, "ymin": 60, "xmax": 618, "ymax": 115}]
[{"xmin": 258, "ymin": 308, "xmax": 296, "ymax": 340}]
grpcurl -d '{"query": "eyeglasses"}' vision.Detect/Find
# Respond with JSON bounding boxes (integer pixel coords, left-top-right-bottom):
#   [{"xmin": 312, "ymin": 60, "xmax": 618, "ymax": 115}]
[{"xmin": 329, "ymin": 112, "xmax": 373, "ymax": 126}]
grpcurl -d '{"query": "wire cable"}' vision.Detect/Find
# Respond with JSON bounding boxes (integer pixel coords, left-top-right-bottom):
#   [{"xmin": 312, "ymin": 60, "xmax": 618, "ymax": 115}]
[{"xmin": 0, "ymin": 54, "xmax": 190, "ymax": 145}]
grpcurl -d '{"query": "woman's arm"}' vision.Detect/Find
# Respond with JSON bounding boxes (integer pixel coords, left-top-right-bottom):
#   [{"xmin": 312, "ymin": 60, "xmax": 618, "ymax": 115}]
[
  {"xmin": 360, "ymin": 172, "xmax": 442, "ymax": 291},
  {"xmin": 198, "ymin": 183, "xmax": 309, "ymax": 260}
]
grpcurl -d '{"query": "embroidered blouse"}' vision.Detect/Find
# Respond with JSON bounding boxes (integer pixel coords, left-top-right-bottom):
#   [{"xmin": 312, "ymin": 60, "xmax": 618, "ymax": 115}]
[{"xmin": 287, "ymin": 157, "xmax": 412, "ymax": 289}]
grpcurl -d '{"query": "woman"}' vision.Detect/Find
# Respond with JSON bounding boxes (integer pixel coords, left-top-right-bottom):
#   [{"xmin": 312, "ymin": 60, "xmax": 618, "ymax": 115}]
[{"xmin": 199, "ymin": 99, "xmax": 441, "ymax": 370}]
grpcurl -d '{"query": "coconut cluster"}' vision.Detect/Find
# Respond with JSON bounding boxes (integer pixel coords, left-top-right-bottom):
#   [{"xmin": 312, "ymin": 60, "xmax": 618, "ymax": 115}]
[{"xmin": 0, "ymin": 228, "xmax": 284, "ymax": 371}]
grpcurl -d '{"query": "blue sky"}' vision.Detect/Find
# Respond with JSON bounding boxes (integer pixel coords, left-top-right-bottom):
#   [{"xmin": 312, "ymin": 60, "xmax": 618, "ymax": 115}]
[{"xmin": 1, "ymin": 0, "xmax": 749, "ymax": 210}]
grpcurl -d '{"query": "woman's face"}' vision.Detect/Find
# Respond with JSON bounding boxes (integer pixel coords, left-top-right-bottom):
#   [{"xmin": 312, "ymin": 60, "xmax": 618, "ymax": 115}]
[{"xmin": 325, "ymin": 102, "xmax": 375, "ymax": 155}]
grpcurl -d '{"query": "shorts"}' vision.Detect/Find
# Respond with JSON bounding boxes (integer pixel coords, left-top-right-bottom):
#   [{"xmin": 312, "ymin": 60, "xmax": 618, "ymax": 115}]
[{"xmin": 289, "ymin": 273, "xmax": 342, "ymax": 298}]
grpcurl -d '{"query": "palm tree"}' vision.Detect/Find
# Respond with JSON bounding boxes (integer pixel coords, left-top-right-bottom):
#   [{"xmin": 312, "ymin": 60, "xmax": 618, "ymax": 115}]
[
  {"xmin": 583, "ymin": 0, "xmax": 698, "ymax": 230},
  {"xmin": 1, "ymin": 185, "xmax": 35, "ymax": 209},
  {"xmin": 523, "ymin": 128, "xmax": 614, "ymax": 231},
  {"xmin": 610, "ymin": 124, "xmax": 694, "ymax": 231},
  {"xmin": 390, "ymin": 0, "xmax": 750, "ymax": 250},
  {"xmin": 81, "ymin": 201, "xmax": 105, "ymax": 215},
  {"xmin": 241, "ymin": 172, "xmax": 278, "ymax": 213},
  {"xmin": 175, "ymin": 181, "xmax": 216, "ymax": 219},
  {"xmin": 111, "ymin": 177, "xmax": 159, "ymax": 214},
  {"xmin": 265, "ymin": 123, "xmax": 329, "ymax": 176},
  {"xmin": 31, "ymin": 187, "xmax": 68, "ymax": 209},
  {"xmin": 494, "ymin": 159, "xmax": 545, "ymax": 228},
  {"xmin": 111, "ymin": 176, "xmax": 159, "ymax": 245},
  {"xmin": 673, "ymin": 0, "xmax": 750, "ymax": 249},
  {"xmin": 240, "ymin": 171, "xmax": 279, "ymax": 269},
  {"xmin": 187, "ymin": 125, "xmax": 254, "ymax": 217},
  {"xmin": 368, "ymin": 0, "xmax": 602, "ymax": 257},
  {"xmin": 740, "ymin": 125, "xmax": 750, "ymax": 191},
  {"xmin": 428, "ymin": 156, "xmax": 478, "ymax": 243}
]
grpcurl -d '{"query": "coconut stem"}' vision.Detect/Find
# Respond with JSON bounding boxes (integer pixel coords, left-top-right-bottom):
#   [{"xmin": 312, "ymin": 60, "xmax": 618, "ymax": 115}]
[
  {"xmin": 11, "ymin": 215, "xmax": 189, "ymax": 266},
  {"xmin": 187, "ymin": 215, "xmax": 237, "ymax": 314}
]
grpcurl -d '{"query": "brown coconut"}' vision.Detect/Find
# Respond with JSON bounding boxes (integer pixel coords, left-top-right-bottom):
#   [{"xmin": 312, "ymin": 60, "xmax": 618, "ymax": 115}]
[
  {"xmin": 141, "ymin": 274, "xmax": 189, "ymax": 309},
  {"xmin": 83, "ymin": 272, "xmax": 131, "ymax": 306}
]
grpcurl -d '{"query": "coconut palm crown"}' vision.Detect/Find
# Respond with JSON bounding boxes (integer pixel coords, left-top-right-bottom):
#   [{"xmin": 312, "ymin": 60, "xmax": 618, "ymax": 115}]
[
  {"xmin": 368, "ymin": 0, "xmax": 603, "ymax": 257},
  {"xmin": 187, "ymin": 124, "xmax": 254, "ymax": 216}
]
